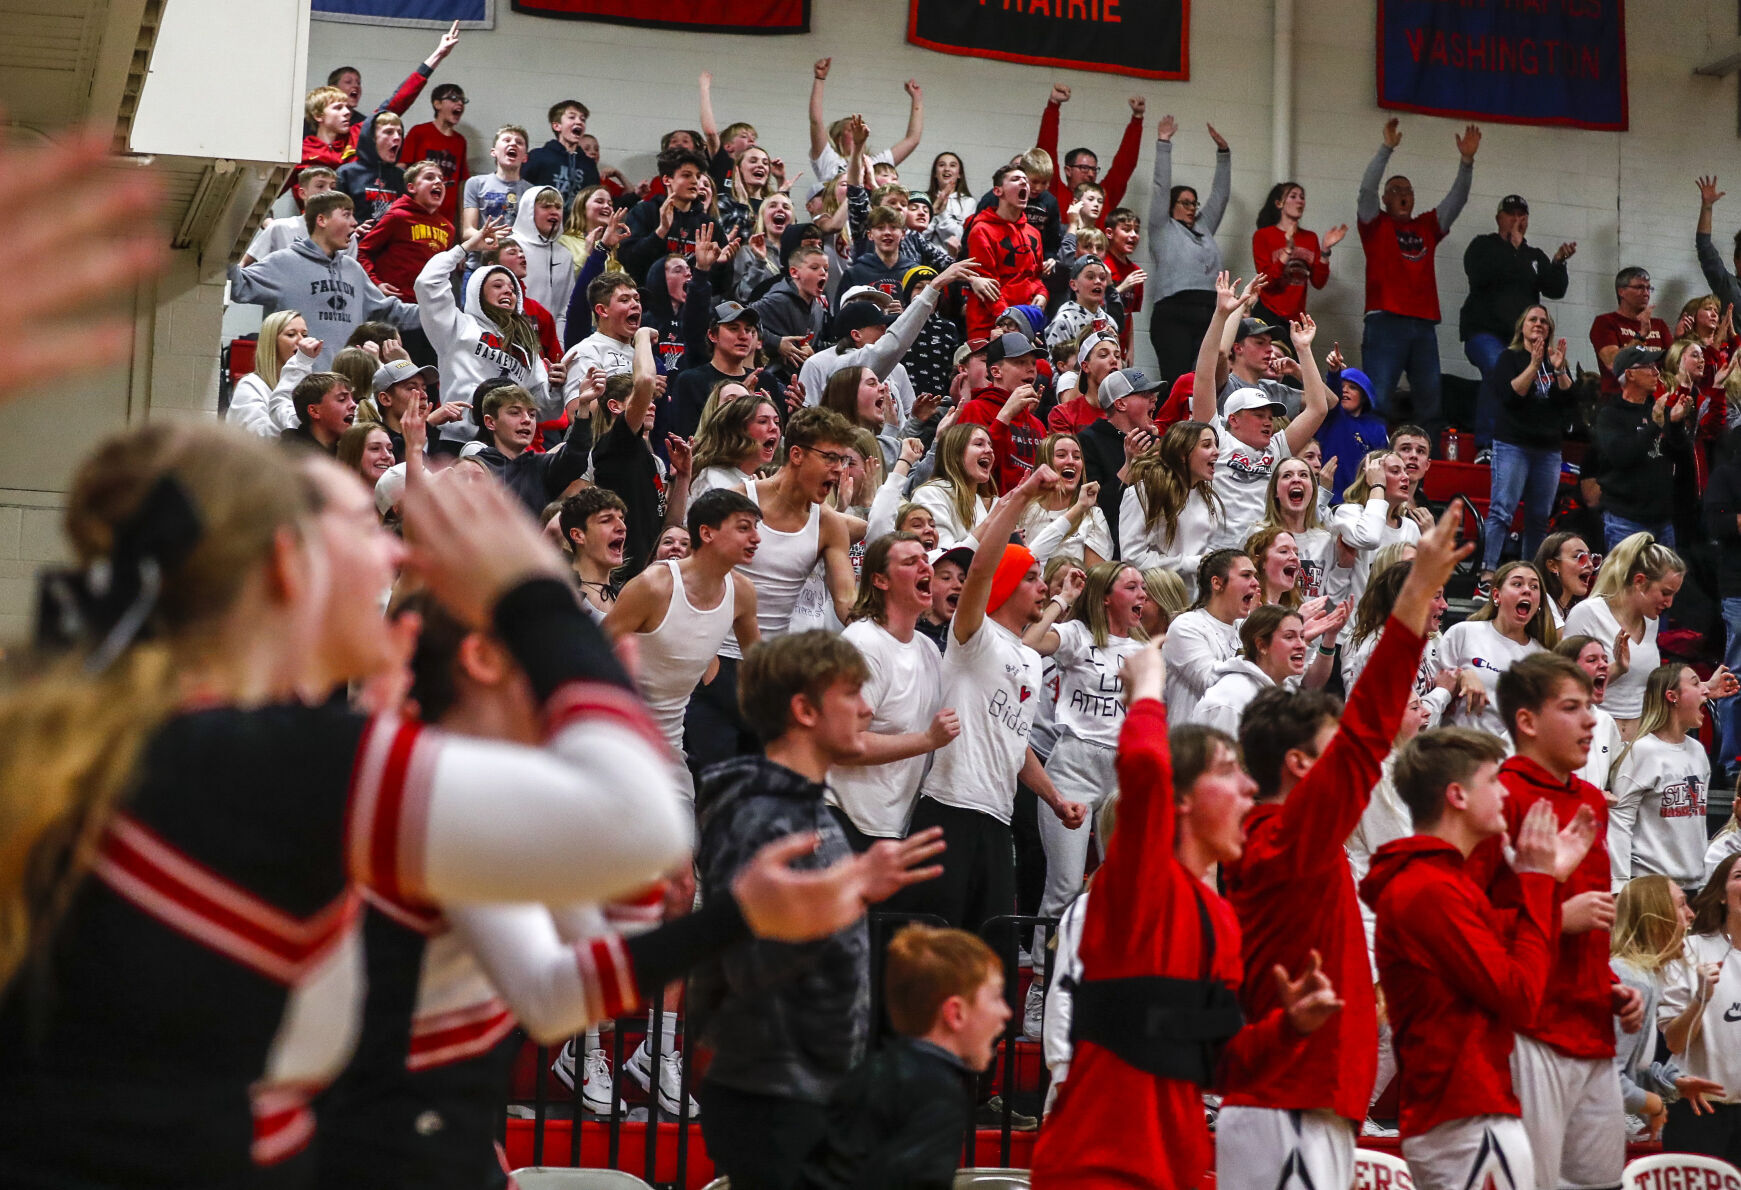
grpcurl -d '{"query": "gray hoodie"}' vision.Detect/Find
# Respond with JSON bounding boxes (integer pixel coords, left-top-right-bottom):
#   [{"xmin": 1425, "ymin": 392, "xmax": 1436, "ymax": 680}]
[{"xmin": 229, "ymin": 237, "xmax": 419, "ymax": 370}]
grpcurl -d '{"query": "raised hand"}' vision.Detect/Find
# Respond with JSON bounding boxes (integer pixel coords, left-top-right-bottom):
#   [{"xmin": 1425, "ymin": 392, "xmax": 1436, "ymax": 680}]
[
  {"xmin": 1276, "ymin": 950, "xmax": 1344, "ymax": 1035},
  {"xmin": 655, "ymin": 197, "xmax": 676, "ymax": 238},
  {"xmin": 1324, "ymin": 341, "xmax": 1346, "ymax": 372},
  {"xmin": 666, "ymin": 434, "xmax": 693, "ymax": 480},
  {"xmin": 1290, "ymin": 313, "xmax": 1318, "ymax": 352},
  {"xmin": 1703, "ymin": 665, "xmax": 1740, "ymax": 700},
  {"xmin": 904, "ymin": 78, "xmax": 923, "ymax": 102},
  {"xmin": 1206, "ymin": 123, "xmax": 1229, "ymax": 151},
  {"xmin": 1058, "ymin": 564, "xmax": 1088, "ymax": 606},
  {"xmin": 1129, "ymin": 94, "xmax": 1147, "ymax": 117},
  {"xmin": 1076, "ymin": 479, "xmax": 1101, "ymax": 510},
  {"xmin": 1455, "ymin": 124, "xmax": 1482, "ymax": 160},
  {"xmin": 1699, "ymin": 175, "xmax": 1726, "ymax": 207},
  {"xmin": 1382, "ymin": 117, "xmax": 1402, "ymax": 148},
  {"xmin": 1239, "ymin": 273, "xmax": 1267, "ymax": 311},
  {"xmin": 432, "ymin": 19, "xmax": 460, "ymax": 61},
  {"xmin": 1214, "ymin": 270, "xmax": 1244, "ymax": 315},
  {"xmin": 1156, "ymin": 113, "xmax": 1178, "ymax": 142},
  {"xmin": 1050, "ymin": 82, "xmax": 1072, "ymax": 105},
  {"xmin": 899, "ymin": 436, "xmax": 926, "ymax": 468},
  {"xmin": 1323, "ymin": 223, "xmax": 1348, "ymax": 250},
  {"xmin": 812, "ymin": 57, "xmax": 831, "ymax": 81},
  {"xmin": 693, "ymin": 222, "xmax": 720, "ymax": 271},
  {"xmin": 732, "ymin": 829, "xmax": 934, "ymax": 941},
  {"xmin": 296, "ymin": 335, "xmax": 322, "ymax": 358}
]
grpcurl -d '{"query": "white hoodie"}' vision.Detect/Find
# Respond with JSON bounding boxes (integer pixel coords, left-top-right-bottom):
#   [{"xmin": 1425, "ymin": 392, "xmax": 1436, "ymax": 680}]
[
  {"xmin": 510, "ymin": 185, "xmax": 577, "ymax": 340},
  {"xmin": 226, "ymin": 348, "xmax": 313, "ymax": 437},
  {"xmin": 1193, "ymin": 656, "xmax": 1296, "ymax": 736},
  {"xmin": 414, "ymin": 244, "xmax": 552, "ymax": 442}
]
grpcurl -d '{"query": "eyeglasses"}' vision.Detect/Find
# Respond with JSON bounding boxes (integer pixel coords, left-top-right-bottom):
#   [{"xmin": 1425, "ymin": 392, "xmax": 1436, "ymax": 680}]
[
  {"xmin": 1069, "ymin": 161, "xmax": 1099, "ymax": 175},
  {"xmin": 1175, "ymin": 198, "xmax": 1199, "ymax": 210},
  {"xmin": 802, "ymin": 446, "xmax": 850, "ymax": 469},
  {"xmin": 1623, "ymin": 282, "xmax": 1655, "ymax": 292}
]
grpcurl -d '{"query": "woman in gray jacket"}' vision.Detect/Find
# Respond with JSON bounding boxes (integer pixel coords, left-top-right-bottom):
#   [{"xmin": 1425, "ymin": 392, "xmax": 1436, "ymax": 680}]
[{"xmin": 1146, "ymin": 116, "xmax": 1232, "ymax": 381}]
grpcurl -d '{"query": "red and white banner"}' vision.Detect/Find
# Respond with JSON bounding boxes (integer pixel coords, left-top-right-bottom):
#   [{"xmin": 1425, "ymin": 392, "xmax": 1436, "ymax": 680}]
[
  {"xmin": 908, "ymin": 0, "xmax": 1188, "ymax": 81},
  {"xmin": 511, "ymin": 0, "xmax": 808, "ymax": 33}
]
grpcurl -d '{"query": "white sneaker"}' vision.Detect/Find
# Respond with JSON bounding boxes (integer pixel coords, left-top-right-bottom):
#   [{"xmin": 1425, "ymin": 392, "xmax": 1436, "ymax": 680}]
[
  {"xmin": 1022, "ymin": 980, "xmax": 1045, "ymax": 1042},
  {"xmin": 624, "ymin": 1040, "xmax": 699, "ymax": 1118},
  {"xmin": 549, "ymin": 1041, "xmax": 620, "ymax": 1115},
  {"xmin": 1361, "ymin": 1119, "xmax": 1400, "ymax": 1138}
]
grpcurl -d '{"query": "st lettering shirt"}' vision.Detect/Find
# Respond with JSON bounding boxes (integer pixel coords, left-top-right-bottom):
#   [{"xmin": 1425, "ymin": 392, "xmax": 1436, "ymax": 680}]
[
  {"xmin": 1610, "ymin": 732, "xmax": 1710, "ymax": 886},
  {"xmin": 922, "ymin": 618, "xmax": 1042, "ymax": 824}
]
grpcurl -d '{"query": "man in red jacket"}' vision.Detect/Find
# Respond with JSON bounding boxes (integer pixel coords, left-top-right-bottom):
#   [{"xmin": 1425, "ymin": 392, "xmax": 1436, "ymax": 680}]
[
  {"xmin": 964, "ymin": 165, "xmax": 1045, "ymax": 343},
  {"xmin": 953, "ymin": 332, "xmax": 1047, "ymax": 495},
  {"xmin": 1030, "ymin": 638, "xmax": 1341, "ymax": 1190},
  {"xmin": 1216, "ymin": 508, "xmax": 1465, "ymax": 1190},
  {"xmin": 1463, "ymin": 654, "xmax": 1645, "ymax": 1190},
  {"xmin": 1362, "ymin": 728, "xmax": 1596, "ymax": 1190},
  {"xmin": 358, "ymin": 163, "xmax": 455, "ymax": 299},
  {"xmin": 1034, "ymin": 83, "xmax": 1145, "ymax": 211}
]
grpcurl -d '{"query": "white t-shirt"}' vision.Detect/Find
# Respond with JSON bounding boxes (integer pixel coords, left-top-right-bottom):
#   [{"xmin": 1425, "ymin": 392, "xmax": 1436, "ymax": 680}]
[
  {"xmin": 1563, "ymin": 596, "xmax": 1660, "ymax": 720},
  {"xmin": 1049, "ymin": 622, "xmax": 1141, "ymax": 748},
  {"xmin": 1294, "ymin": 526, "xmax": 1333, "ymax": 602},
  {"xmin": 1160, "ymin": 608, "xmax": 1241, "ymax": 725},
  {"xmin": 1658, "ymin": 934, "xmax": 1741, "ymax": 1102},
  {"xmin": 1578, "ymin": 704, "xmax": 1623, "ymax": 800},
  {"xmin": 827, "ymin": 619, "xmax": 945, "ymax": 838},
  {"xmin": 809, "ymin": 144, "xmax": 894, "ymax": 186},
  {"xmin": 561, "ymin": 332, "xmax": 635, "ymax": 400},
  {"xmin": 1019, "ymin": 503, "xmax": 1114, "ymax": 567},
  {"xmin": 1435, "ymin": 619, "xmax": 1543, "ymax": 739},
  {"xmin": 691, "ymin": 465, "xmax": 756, "ymax": 498},
  {"xmin": 1610, "ymin": 731, "xmax": 1710, "ymax": 886},
  {"xmin": 1208, "ymin": 417, "xmax": 1291, "ymax": 550},
  {"xmin": 921, "ymin": 617, "xmax": 1043, "ymax": 824}
]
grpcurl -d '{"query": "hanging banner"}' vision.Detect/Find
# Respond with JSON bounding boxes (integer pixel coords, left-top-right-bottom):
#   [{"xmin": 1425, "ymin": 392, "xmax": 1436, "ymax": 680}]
[
  {"xmin": 1376, "ymin": 0, "xmax": 1627, "ymax": 130},
  {"xmin": 312, "ymin": 0, "xmax": 494, "ymax": 29},
  {"xmin": 906, "ymin": 0, "xmax": 1187, "ymax": 81},
  {"xmin": 511, "ymin": 0, "xmax": 809, "ymax": 33}
]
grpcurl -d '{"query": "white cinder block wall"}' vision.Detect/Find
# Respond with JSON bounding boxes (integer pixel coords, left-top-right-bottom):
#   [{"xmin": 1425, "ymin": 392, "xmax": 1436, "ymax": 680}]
[{"xmin": 301, "ymin": 0, "xmax": 1740, "ymax": 384}]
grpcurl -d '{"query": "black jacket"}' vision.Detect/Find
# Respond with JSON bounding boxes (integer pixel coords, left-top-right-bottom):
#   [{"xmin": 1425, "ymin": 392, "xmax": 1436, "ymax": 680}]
[
  {"xmin": 336, "ymin": 112, "xmax": 407, "ymax": 224},
  {"xmin": 1458, "ymin": 233, "xmax": 1569, "ymax": 342},
  {"xmin": 796, "ymin": 1037, "xmax": 975, "ymax": 1190},
  {"xmin": 471, "ymin": 415, "xmax": 592, "ymax": 515},
  {"xmin": 1705, "ymin": 445, "xmax": 1741, "ymax": 598},
  {"xmin": 619, "ymin": 196, "xmax": 716, "ymax": 286},
  {"xmin": 1079, "ymin": 416, "xmax": 1129, "ymax": 557},
  {"xmin": 691, "ymin": 755, "xmax": 867, "ymax": 1104},
  {"xmin": 1592, "ymin": 395, "xmax": 1690, "ymax": 525},
  {"xmin": 1484, "ymin": 347, "xmax": 1577, "ymax": 449},
  {"xmin": 522, "ymin": 137, "xmax": 598, "ymax": 208}
]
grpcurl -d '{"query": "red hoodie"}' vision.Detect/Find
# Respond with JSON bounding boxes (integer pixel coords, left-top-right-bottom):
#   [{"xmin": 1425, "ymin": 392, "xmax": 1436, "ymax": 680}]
[
  {"xmin": 357, "ymin": 194, "xmax": 455, "ymax": 299},
  {"xmin": 954, "ymin": 386, "xmax": 1045, "ymax": 495},
  {"xmin": 1031, "ymin": 700, "xmax": 1305, "ymax": 1189},
  {"xmin": 1465, "ymin": 756, "xmax": 1617, "ymax": 1060},
  {"xmin": 1361, "ymin": 836, "xmax": 1559, "ymax": 1137},
  {"xmin": 1220, "ymin": 617, "xmax": 1424, "ymax": 1122},
  {"xmin": 964, "ymin": 210, "xmax": 1045, "ymax": 343}
]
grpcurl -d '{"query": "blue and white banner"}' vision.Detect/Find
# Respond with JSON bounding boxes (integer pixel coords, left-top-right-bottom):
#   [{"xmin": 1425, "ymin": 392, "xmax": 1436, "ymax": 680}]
[
  {"xmin": 1377, "ymin": 0, "xmax": 1626, "ymax": 131},
  {"xmin": 312, "ymin": 0, "xmax": 495, "ymax": 30}
]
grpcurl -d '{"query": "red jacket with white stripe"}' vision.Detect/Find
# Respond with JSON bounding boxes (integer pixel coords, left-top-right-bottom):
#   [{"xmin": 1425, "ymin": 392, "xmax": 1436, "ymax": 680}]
[
  {"xmin": 1219, "ymin": 618, "xmax": 1426, "ymax": 1122},
  {"xmin": 1361, "ymin": 836, "xmax": 1559, "ymax": 1138},
  {"xmin": 1465, "ymin": 757, "xmax": 1617, "ymax": 1060}
]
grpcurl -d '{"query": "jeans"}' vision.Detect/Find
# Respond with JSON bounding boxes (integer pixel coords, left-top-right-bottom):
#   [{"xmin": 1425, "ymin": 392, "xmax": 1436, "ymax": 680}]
[
  {"xmin": 1362, "ymin": 311, "xmax": 1444, "ymax": 441},
  {"xmin": 1719, "ymin": 597, "xmax": 1741, "ymax": 778},
  {"xmin": 1464, "ymin": 332, "xmax": 1506, "ymax": 449},
  {"xmin": 1481, "ymin": 441, "xmax": 1562, "ymax": 572},
  {"xmin": 1602, "ymin": 511, "xmax": 1674, "ymax": 553}
]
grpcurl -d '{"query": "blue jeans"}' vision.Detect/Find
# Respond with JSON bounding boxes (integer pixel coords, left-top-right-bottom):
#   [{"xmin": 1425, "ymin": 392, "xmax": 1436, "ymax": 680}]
[
  {"xmin": 1362, "ymin": 311, "xmax": 1444, "ymax": 441},
  {"xmin": 1602, "ymin": 511, "xmax": 1674, "ymax": 552},
  {"xmin": 1465, "ymin": 332, "xmax": 1506, "ymax": 449},
  {"xmin": 1721, "ymin": 598, "xmax": 1741, "ymax": 778},
  {"xmin": 1482, "ymin": 441, "xmax": 1561, "ymax": 572}
]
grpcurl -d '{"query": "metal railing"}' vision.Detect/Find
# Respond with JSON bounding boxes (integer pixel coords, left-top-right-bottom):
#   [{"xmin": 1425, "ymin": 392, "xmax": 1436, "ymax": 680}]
[{"xmin": 505, "ymin": 910, "xmax": 1061, "ymax": 1187}]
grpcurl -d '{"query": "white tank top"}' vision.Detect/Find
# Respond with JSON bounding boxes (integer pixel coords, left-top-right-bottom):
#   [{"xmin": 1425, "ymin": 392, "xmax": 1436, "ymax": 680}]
[
  {"xmin": 720, "ymin": 482, "xmax": 822, "ymax": 660},
  {"xmin": 636, "ymin": 559, "xmax": 738, "ymax": 753}
]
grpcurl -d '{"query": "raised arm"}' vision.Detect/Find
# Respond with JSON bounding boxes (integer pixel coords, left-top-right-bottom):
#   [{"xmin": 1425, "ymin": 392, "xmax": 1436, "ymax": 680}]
[
  {"xmin": 699, "ymin": 70, "xmax": 720, "ymax": 154},
  {"xmin": 1147, "ymin": 117, "xmax": 1175, "ymax": 266},
  {"xmin": 890, "ymin": 79, "xmax": 924, "ymax": 165},
  {"xmin": 1037, "ymin": 85, "xmax": 1068, "ymax": 206},
  {"xmin": 807, "ymin": 58, "xmax": 832, "ymax": 164},
  {"xmin": 1357, "ymin": 120, "xmax": 1399, "ymax": 225},
  {"xmin": 625, "ymin": 325, "xmax": 658, "ymax": 432},
  {"xmin": 1435, "ymin": 125, "xmax": 1480, "ymax": 235},
  {"xmin": 1199, "ymin": 125, "xmax": 1232, "ymax": 233},
  {"xmin": 1102, "ymin": 95, "xmax": 1146, "ymax": 209},
  {"xmin": 953, "ymin": 465, "xmax": 1055, "ymax": 644},
  {"xmin": 1282, "ymin": 316, "xmax": 1331, "ymax": 452},
  {"xmin": 1193, "ymin": 272, "xmax": 1245, "ymax": 422}
]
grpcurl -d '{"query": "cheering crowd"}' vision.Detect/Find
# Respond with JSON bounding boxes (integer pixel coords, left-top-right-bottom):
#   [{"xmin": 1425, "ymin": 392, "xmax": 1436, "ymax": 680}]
[{"xmin": 9, "ymin": 16, "xmax": 1741, "ymax": 1190}]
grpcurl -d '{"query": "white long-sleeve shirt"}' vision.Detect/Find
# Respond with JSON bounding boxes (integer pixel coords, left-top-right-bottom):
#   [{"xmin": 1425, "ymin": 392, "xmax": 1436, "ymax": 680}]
[
  {"xmin": 1160, "ymin": 608, "xmax": 1240, "ymax": 724},
  {"xmin": 910, "ymin": 481, "xmax": 990, "ymax": 549},
  {"xmin": 1329, "ymin": 495, "xmax": 1420, "ymax": 610},
  {"xmin": 1658, "ymin": 934, "xmax": 1741, "ymax": 1103},
  {"xmin": 1192, "ymin": 657, "xmax": 1281, "ymax": 736},
  {"xmin": 1610, "ymin": 731, "xmax": 1710, "ymax": 887},
  {"xmin": 226, "ymin": 350, "xmax": 313, "ymax": 437},
  {"xmin": 1346, "ymin": 756, "xmax": 1412, "ymax": 979},
  {"xmin": 1019, "ymin": 502, "xmax": 1113, "ymax": 565},
  {"xmin": 1119, "ymin": 486, "xmax": 1219, "ymax": 595},
  {"xmin": 1040, "ymin": 889, "xmax": 1088, "ymax": 1118}
]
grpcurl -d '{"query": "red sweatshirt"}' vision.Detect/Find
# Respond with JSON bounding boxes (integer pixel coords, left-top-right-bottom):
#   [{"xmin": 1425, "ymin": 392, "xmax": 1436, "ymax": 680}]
[
  {"xmin": 1464, "ymin": 757, "xmax": 1616, "ymax": 1060},
  {"xmin": 1358, "ymin": 210, "xmax": 1448, "ymax": 323},
  {"xmin": 401, "ymin": 122, "xmax": 468, "ymax": 224},
  {"xmin": 357, "ymin": 195, "xmax": 455, "ymax": 298},
  {"xmin": 1361, "ymin": 837, "xmax": 1559, "ymax": 1137},
  {"xmin": 964, "ymin": 210, "xmax": 1045, "ymax": 343},
  {"xmin": 1036, "ymin": 101, "xmax": 1143, "ymax": 210},
  {"xmin": 294, "ymin": 65, "xmax": 430, "ymax": 191},
  {"xmin": 954, "ymin": 386, "xmax": 1045, "ymax": 495},
  {"xmin": 1031, "ymin": 700, "xmax": 1305, "ymax": 1189},
  {"xmin": 1220, "ymin": 617, "xmax": 1425, "ymax": 1122},
  {"xmin": 1252, "ymin": 226, "xmax": 1330, "ymax": 322}
]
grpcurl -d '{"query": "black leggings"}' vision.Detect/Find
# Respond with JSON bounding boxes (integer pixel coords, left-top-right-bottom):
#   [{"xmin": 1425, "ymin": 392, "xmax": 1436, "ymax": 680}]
[
  {"xmin": 683, "ymin": 655, "xmax": 759, "ymax": 778},
  {"xmin": 1663, "ymin": 1098, "xmax": 1741, "ymax": 1164},
  {"xmin": 1147, "ymin": 288, "xmax": 1217, "ymax": 384}
]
